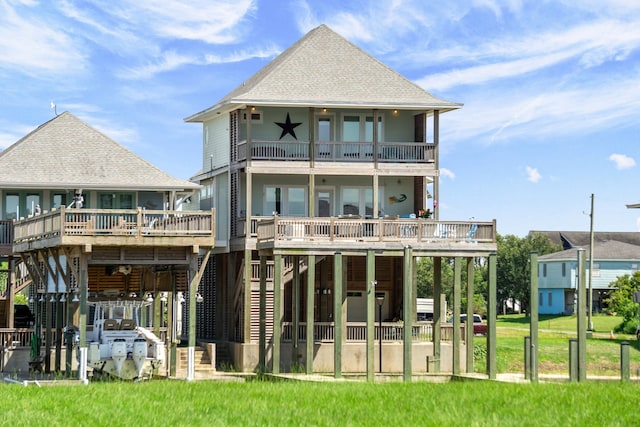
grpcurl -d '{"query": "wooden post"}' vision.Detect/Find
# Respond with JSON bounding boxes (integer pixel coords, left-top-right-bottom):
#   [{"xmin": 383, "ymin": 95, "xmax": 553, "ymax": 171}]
[
  {"xmin": 465, "ymin": 257, "xmax": 474, "ymax": 373},
  {"xmin": 433, "ymin": 257, "xmax": 442, "ymax": 373},
  {"xmin": 272, "ymin": 254, "xmax": 283, "ymax": 374},
  {"xmin": 292, "ymin": 256, "xmax": 300, "ymax": 370},
  {"xmin": 243, "ymin": 249, "xmax": 252, "ymax": 344},
  {"xmin": 530, "ymin": 251, "xmax": 539, "ymax": 382},
  {"xmin": 333, "ymin": 252, "xmax": 343, "ymax": 379},
  {"xmin": 452, "ymin": 257, "xmax": 461, "ymax": 375},
  {"xmin": 487, "ymin": 253, "xmax": 497, "ymax": 379},
  {"xmin": 366, "ymin": 249, "xmax": 375, "ymax": 381},
  {"xmin": 402, "ymin": 246, "xmax": 413, "ymax": 381},
  {"xmin": 577, "ymin": 249, "xmax": 587, "ymax": 382},
  {"xmin": 306, "ymin": 255, "xmax": 315, "ymax": 375},
  {"xmin": 258, "ymin": 255, "xmax": 267, "ymax": 373}
]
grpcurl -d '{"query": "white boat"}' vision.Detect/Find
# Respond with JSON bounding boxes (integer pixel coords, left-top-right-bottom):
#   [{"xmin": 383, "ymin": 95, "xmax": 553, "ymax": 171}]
[{"xmin": 77, "ymin": 298, "xmax": 165, "ymax": 380}]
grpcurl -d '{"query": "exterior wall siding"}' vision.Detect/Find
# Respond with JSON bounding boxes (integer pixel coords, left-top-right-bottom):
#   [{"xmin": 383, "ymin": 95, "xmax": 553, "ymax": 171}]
[
  {"xmin": 538, "ymin": 288, "xmax": 566, "ymax": 314},
  {"xmin": 204, "ymin": 115, "xmax": 230, "ymax": 171}
]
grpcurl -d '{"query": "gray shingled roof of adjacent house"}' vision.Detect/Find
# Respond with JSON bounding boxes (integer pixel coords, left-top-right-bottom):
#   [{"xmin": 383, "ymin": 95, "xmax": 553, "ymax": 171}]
[
  {"xmin": 530, "ymin": 231, "xmax": 640, "ymax": 249},
  {"xmin": 185, "ymin": 24, "xmax": 461, "ymax": 122},
  {"xmin": 0, "ymin": 112, "xmax": 198, "ymax": 191},
  {"xmin": 538, "ymin": 240, "xmax": 640, "ymax": 261}
]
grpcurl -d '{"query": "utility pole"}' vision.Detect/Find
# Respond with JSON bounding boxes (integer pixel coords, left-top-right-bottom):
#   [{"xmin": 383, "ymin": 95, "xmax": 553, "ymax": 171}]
[{"xmin": 588, "ymin": 194, "xmax": 594, "ymax": 331}]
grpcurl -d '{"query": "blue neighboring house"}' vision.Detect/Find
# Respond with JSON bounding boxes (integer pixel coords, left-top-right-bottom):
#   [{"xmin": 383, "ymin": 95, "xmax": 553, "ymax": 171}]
[{"xmin": 533, "ymin": 231, "xmax": 640, "ymax": 315}]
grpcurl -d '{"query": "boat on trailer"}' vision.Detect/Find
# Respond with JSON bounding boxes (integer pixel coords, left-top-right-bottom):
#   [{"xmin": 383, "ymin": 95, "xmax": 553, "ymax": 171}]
[{"xmin": 76, "ymin": 297, "xmax": 165, "ymax": 380}]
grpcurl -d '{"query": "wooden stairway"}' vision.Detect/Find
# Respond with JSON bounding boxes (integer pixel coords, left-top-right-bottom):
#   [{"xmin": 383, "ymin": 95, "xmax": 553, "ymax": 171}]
[{"xmin": 175, "ymin": 345, "xmax": 216, "ymax": 378}]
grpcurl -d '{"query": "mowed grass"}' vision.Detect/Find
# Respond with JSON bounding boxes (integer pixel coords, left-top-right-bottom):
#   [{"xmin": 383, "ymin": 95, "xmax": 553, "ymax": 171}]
[
  {"xmin": 474, "ymin": 314, "xmax": 640, "ymax": 375},
  {"xmin": 2, "ymin": 379, "xmax": 639, "ymax": 426}
]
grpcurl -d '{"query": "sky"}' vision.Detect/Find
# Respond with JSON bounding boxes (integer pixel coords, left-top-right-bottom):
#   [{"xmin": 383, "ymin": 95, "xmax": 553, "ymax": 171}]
[{"xmin": 1, "ymin": 0, "xmax": 639, "ymax": 237}]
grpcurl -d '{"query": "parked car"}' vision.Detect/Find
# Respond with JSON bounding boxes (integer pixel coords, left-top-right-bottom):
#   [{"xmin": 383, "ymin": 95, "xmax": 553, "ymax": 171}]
[
  {"xmin": 14, "ymin": 304, "xmax": 34, "ymax": 328},
  {"xmin": 449, "ymin": 313, "xmax": 487, "ymax": 336}
]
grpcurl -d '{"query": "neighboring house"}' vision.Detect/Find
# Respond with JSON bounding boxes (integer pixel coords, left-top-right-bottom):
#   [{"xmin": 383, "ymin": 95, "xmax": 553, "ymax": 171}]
[
  {"xmin": 533, "ymin": 231, "xmax": 640, "ymax": 315},
  {"xmin": 0, "ymin": 112, "xmax": 215, "ymax": 376},
  {"xmin": 186, "ymin": 25, "xmax": 498, "ymax": 376}
]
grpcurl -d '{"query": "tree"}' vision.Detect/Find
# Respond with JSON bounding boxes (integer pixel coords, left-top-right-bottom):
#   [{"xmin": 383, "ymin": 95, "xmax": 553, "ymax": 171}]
[
  {"xmin": 416, "ymin": 256, "xmax": 488, "ymax": 316},
  {"xmin": 605, "ymin": 272, "xmax": 640, "ymax": 334},
  {"xmin": 496, "ymin": 233, "xmax": 561, "ymax": 315}
]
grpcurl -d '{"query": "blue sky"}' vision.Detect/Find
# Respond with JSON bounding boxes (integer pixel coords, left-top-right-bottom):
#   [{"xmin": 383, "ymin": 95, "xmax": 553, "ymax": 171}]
[{"xmin": 1, "ymin": 0, "xmax": 639, "ymax": 237}]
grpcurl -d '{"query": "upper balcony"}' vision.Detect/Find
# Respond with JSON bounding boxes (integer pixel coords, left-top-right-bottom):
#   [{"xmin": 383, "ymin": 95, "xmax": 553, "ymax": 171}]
[
  {"xmin": 237, "ymin": 140, "xmax": 435, "ymax": 164},
  {"xmin": 254, "ymin": 216, "xmax": 496, "ymax": 255},
  {"xmin": 8, "ymin": 207, "xmax": 215, "ymax": 253}
]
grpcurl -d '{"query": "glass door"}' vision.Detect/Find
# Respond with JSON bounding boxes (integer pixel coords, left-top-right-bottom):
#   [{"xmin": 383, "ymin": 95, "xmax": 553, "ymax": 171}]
[{"xmin": 315, "ymin": 189, "xmax": 333, "ymax": 217}]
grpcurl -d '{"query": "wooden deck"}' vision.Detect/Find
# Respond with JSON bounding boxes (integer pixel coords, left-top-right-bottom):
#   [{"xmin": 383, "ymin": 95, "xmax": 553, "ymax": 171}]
[
  {"xmin": 255, "ymin": 216, "xmax": 496, "ymax": 254},
  {"xmin": 9, "ymin": 207, "xmax": 215, "ymax": 252}
]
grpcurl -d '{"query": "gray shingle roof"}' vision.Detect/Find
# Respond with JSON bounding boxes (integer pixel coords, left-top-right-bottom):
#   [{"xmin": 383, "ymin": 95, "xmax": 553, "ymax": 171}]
[
  {"xmin": 538, "ymin": 240, "xmax": 640, "ymax": 262},
  {"xmin": 0, "ymin": 112, "xmax": 198, "ymax": 191},
  {"xmin": 186, "ymin": 25, "xmax": 461, "ymax": 121},
  {"xmin": 530, "ymin": 231, "xmax": 640, "ymax": 249}
]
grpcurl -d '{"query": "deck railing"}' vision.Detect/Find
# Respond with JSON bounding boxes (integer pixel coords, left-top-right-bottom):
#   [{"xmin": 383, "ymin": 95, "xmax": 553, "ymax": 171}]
[
  {"xmin": 0, "ymin": 219, "xmax": 13, "ymax": 248},
  {"xmin": 256, "ymin": 216, "xmax": 495, "ymax": 244},
  {"xmin": 12, "ymin": 207, "xmax": 215, "ymax": 245},
  {"xmin": 237, "ymin": 140, "xmax": 435, "ymax": 163},
  {"xmin": 281, "ymin": 322, "xmax": 462, "ymax": 342}
]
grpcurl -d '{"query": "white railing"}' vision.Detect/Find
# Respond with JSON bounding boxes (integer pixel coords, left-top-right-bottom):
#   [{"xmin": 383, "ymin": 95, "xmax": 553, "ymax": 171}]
[
  {"xmin": 236, "ymin": 140, "xmax": 435, "ymax": 163},
  {"xmin": 12, "ymin": 207, "xmax": 215, "ymax": 244},
  {"xmin": 281, "ymin": 322, "xmax": 459, "ymax": 342},
  {"xmin": 256, "ymin": 216, "xmax": 496, "ymax": 244}
]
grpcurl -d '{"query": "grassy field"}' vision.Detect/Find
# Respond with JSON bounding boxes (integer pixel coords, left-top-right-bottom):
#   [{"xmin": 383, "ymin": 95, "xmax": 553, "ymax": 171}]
[
  {"xmin": 2, "ymin": 313, "xmax": 639, "ymax": 426},
  {"xmin": 475, "ymin": 314, "xmax": 640, "ymax": 375},
  {"xmin": 2, "ymin": 379, "xmax": 639, "ymax": 426}
]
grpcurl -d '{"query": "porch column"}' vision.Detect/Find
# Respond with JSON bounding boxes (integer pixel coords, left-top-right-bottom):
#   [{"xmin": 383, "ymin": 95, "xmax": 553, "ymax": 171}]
[
  {"xmin": 333, "ymin": 252, "xmax": 343, "ymax": 378},
  {"xmin": 366, "ymin": 249, "xmax": 375, "ymax": 381},
  {"xmin": 372, "ymin": 175, "xmax": 379, "ymax": 218},
  {"xmin": 486, "ymin": 253, "xmax": 497, "ymax": 379},
  {"xmin": 452, "ymin": 257, "xmax": 462, "ymax": 375},
  {"xmin": 187, "ymin": 252, "xmax": 200, "ymax": 381},
  {"xmin": 373, "ymin": 109, "xmax": 379, "ymax": 167},
  {"xmin": 402, "ymin": 246, "xmax": 413, "ymax": 381},
  {"xmin": 44, "ymin": 290, "xmax": 52, "ymax": 373},
  {"xmin": 309, "ymin": 176, "xmax": 315, "ymax": 217},
  {"xmin": 292, "ymin": 256, "xmax": 300, "ymax": 369},
  {"xmin": 306, "ymin": 255, "xmax": 315, "ymax": 375},
  {"xmin": 465, "ymin": 257, "xmax": 475, "ymax": 373},
  {"xmin": 78, "ymin": 252, "xmax": 89, "ymax": 381},
  {"xmin": 243, "ymin": 249, "xmax": 252, "ymax": 343},
  {"xmin": 258, "ymin": 255, "xmax": 267, "ymax": 373},
  {"xmin": 433, "ymin": 110, "xmax": 440, "ymax": 220},
  {"xmin": 529, "ymin": 251, "xmax": 539, "ymax": 382},
  {"xmin": 272, "ymin": 254, "xmax": 283, "ymax": 374},
  {"xmin": 309, "ymin": 107, "xmax": 315, "ymax": 167},
  {"xmin": 246, "ymin": 107, "xmax": 253, "ymax": 164},
  {"xmin": 432, "ymin": 257, "xmax": 442, "ymax": 372}
]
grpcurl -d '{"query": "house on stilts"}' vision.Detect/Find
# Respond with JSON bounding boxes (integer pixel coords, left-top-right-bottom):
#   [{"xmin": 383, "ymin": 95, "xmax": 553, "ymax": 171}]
[
  {"xmin": 186, "ymin": 25, "xmax": 498, "ymax": 379},
  {"xmin": 0, "ymin": 112, "xmax": 215, "ymax": 378}
]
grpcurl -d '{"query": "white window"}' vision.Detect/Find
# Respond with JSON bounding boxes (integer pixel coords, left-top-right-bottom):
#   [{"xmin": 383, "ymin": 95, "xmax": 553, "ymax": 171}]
[
  {"xmin": 341, "ymin": 187, "xmax": 381, "ymax": 217},
  {"xmin": 592, "ymin": 263, "xmax": 600, "ymax": 277},
  {"xmin": 264, "ymin": 186, "xmax": 306, "ymax": 216},
  {"xmin": 341, "ymin": 113, "xmax": 383, "ymax": 142}
]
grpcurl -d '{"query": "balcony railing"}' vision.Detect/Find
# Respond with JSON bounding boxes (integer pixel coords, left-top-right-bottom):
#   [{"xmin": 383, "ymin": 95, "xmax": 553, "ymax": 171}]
[
  {"xmin": 11, "ymin": 206, "xmax": 215, "ymax": 247},
  {"xmin": 237, "ymin": 140, "xmax": 435, "ymax": 163},
  {"xmin": 256, "ymin": 216, "xmax": 495, "ymax": 245},
  {"xmin": 281, "ymin": 322, "xmax": 462, "ymax": 342},
  {"xmin": 0, "ymin": 219, "xmax": 13, "ymax": 252}
]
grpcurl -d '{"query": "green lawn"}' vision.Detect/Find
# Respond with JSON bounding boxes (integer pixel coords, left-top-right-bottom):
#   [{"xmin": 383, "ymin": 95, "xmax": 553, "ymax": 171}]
[
  {"xmin": 2, "ymin": 380, "xmax": 639, "ymax": 426},
  {"xmin": 474, "ymin": 314, "xmax": 640, "ymax": 375}
]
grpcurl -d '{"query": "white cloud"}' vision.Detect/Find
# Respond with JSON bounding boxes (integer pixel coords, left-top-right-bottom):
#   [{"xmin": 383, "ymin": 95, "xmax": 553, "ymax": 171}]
[
  {"xmin": 526, "ymin": 166, "xmax": 541, "ymax": 183},
  {"xmin": 609, "ymin": 153, "xmax": 636, "ymax": 170},
  {"xmin": 416, "ymin": 19, "xmax": 640, "ymax": 91},
  {"xmin": 440, "ymin": 168, "xmax": 456, "ymax": 179},
  {"xmin": 0, "ymin": 1, "xmax": 87, "ymax": 76}
]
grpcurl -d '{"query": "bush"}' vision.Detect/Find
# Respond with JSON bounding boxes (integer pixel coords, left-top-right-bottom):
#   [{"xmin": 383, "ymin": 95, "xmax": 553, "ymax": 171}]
[{"xmin": 614, "ymin": 318, "xmax": 640, "ymax": 335}]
